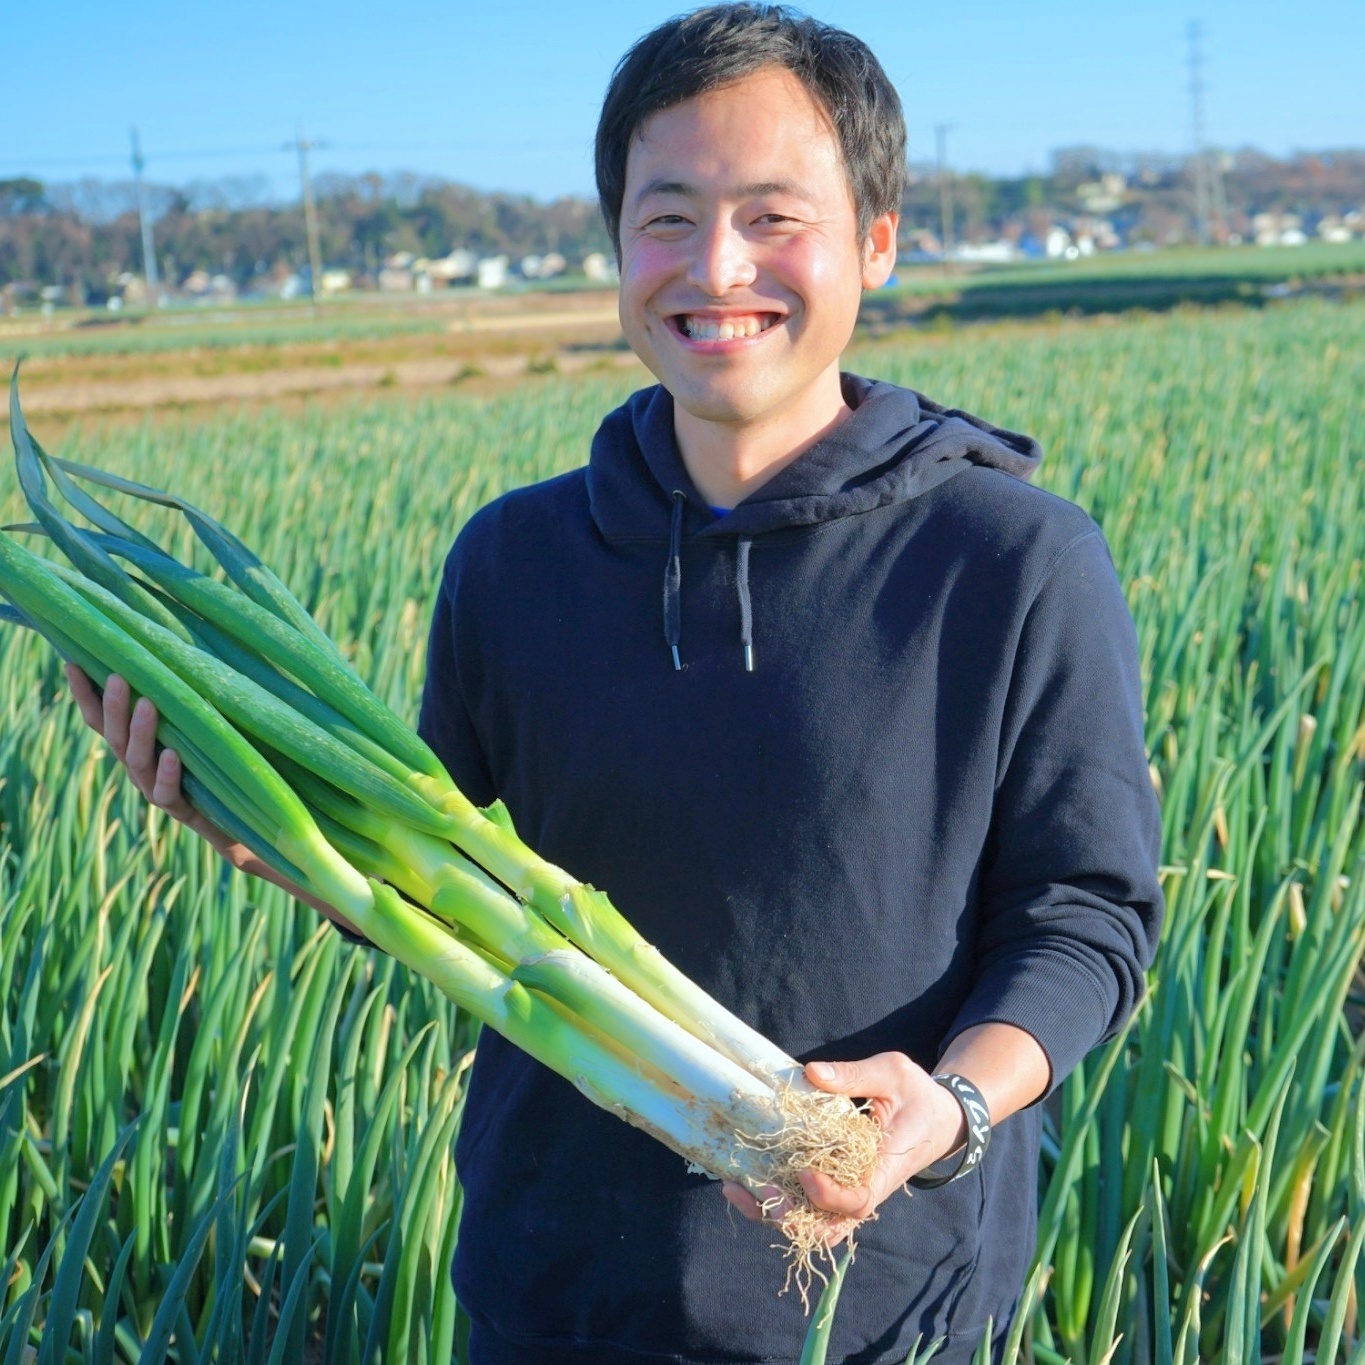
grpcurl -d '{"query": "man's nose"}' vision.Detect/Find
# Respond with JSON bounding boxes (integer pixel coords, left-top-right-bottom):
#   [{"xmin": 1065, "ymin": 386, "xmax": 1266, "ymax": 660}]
[{"xmin": 684, "ymin": 219, "xmax": 758, "ymax": 295}]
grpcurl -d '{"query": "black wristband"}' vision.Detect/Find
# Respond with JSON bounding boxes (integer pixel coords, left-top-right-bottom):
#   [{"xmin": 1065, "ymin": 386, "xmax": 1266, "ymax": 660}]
[{"xmin": 907, "ymin": 1073, "xmax": 991, "ymax": 1189}]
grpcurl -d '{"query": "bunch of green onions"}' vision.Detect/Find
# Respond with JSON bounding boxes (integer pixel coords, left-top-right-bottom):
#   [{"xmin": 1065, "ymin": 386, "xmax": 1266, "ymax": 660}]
[{"xmin": 0, "ymin": 372, "xmax": 879, "ymax": 1277}]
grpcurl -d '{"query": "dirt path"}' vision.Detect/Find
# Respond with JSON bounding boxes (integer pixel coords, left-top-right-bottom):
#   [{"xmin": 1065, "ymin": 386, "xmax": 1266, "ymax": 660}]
[
  {"xmin": 19, "ymin": 349, "xmax": 642, "ymax": 415},
  {"xmin": 448, "ymin": 305, "xmax": 620, "ymax": 333},
  {"xmin": 4, "ymin": 290, "xmax": 633, "ymax": 418}
]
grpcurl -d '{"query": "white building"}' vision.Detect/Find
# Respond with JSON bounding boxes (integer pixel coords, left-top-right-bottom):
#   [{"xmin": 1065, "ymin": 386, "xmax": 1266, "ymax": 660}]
[
  {"xmin": 582, "ymin": 252, "xmax": 619, "ymax": 283},
  {"xmin": 477, "ymin": 255, "xmax": 509, "ymax": 289},
  {"xmin": 1044, "ymin": 226, "xmax": 1073, "ymax": 259}
]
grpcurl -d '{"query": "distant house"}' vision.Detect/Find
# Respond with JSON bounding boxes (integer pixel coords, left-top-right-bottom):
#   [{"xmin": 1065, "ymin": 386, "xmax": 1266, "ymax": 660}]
[
  {"xmin": 179, "ymin": 270, "xmax": 237, "ymax": 302},
  {"xmin": 516, "ymin": 251, "xmax": 568, "ymax": 281},
  {"xmin": 1072, "ymin": 215, "xmax": 1120, "ymax": 252},
  {"xmin": 1317, "ymin": 216, "xmax": 1356, "ymax": 244},
  {"xmin": 1252, "ymin": 212, "xmax": 1307, "ymax": 247},
  {"xmin": 378, "ymin": 266, "xmax": 414, "ymax": 292},
  {"xmin": 117, "ymin": 271, "xmax": 149, "ymax": 306},
  {"xmin": 477, "ymin": 256, "xmax": 509, "ymax": 289},
  {"xmin": 1, "ymin": 282, "xmax": 39, "ymax": 316},
  {"xmin": 427, "ymin": 249, "xmax": 477, "ymax": 284},
  {"xmin": 582, "ymin": 252, "xmax": 618, "ymax": 283},
  {"xmin": 1044, "ymin": 226, "xmax": 1073, "ymax": 259},
  {"xmin": 1076, "ymin": 173, "xmax": 1127, "ymax": 215},
  {"xmin": 951, "ymin": 240, "xmax": 1018, "ymax": 264}
]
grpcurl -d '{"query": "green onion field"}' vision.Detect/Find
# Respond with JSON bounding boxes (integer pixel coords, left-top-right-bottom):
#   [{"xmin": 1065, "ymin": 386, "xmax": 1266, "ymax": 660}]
[{"xmin": 2, "ymin": 293, "xmax": 1364, "ymax": 1360}]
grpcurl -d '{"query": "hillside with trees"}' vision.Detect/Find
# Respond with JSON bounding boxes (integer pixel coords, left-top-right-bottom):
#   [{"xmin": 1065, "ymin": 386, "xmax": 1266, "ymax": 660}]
[{"xmin": 3, "ymin": 149, "xmax": 1363, "ymax": 305}]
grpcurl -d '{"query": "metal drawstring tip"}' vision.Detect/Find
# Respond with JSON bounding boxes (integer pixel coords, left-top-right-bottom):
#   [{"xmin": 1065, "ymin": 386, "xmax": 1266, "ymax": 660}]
[
  {"xmin": 671, "ymin": 645, "xmax": 681, "ymax": 671},
  {"xmin": 743, "ymin": 644, "xmax": 754, "ymax": 672}
]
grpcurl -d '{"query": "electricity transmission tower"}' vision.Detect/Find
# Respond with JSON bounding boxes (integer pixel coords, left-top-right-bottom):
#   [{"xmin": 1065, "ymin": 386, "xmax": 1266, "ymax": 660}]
[
  {"xmin": 1187, "ymin": 22, "xmax": 1224, "ymax": 244},
  {"xmin": 129, "ymin": 128, "xmax": 160, "ymax": 309}
]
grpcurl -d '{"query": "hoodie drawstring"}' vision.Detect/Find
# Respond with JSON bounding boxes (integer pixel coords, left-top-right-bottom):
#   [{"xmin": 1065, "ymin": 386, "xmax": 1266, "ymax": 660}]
[
  {"xmin": 736, "ymin": 537, "xmax": 754, "ymax": 672},
  {"xmin": 664, "ymin": 491, "xmax": 684, "ymax": 669},
  {"xmin": 662, "ymin": 492, "xmax": 754, "ymax": 673}
]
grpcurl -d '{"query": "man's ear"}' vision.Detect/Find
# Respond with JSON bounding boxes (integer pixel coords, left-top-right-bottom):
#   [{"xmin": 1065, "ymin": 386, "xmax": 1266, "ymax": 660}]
[{"xmin": 861, "ymin": 211, "xmax": 899, "ymax": 289}]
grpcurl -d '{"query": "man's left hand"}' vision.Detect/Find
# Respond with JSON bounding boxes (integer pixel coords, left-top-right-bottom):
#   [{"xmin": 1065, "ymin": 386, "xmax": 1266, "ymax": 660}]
[
  {"xmin": 721, "ymin": 1051, "xmax": 967, "ymax": 1247},
  {"xmin": 721, "ymin": 1023, "xmax": 1052, "ymax": 1247}
]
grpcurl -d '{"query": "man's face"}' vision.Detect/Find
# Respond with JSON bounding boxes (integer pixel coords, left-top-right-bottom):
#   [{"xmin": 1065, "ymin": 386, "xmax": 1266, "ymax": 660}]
[{"xmin": 617, "ymin": 66, "xmax": 896, "ymax": 430}]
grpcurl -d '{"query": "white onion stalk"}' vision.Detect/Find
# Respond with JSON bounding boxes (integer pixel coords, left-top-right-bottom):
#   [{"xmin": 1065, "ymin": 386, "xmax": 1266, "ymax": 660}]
[{"xmin": 0, "ymin": 370, "xmax": 881, "ymax": 1286}]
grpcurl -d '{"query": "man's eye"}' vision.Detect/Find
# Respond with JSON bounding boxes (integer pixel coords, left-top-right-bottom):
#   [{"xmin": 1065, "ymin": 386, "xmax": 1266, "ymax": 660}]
[
  {"xmin": 646, "ymin": 215, "xmax": 689, "ymax": 227},
  {"xmin": 756, "ymin": 213, "xmax": 793, "ymax": 225}
]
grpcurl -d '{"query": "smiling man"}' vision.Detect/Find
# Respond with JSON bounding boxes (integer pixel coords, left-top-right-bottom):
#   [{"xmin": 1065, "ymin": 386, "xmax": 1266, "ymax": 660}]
[
  {"xmin": 70, "ymin": 4, "xmax": 1164, "ymax": 1361},
  {"xmin": 612, "ymin": 62, "xmax": 890, "ymax": 510},
  {"xmin": 411, "ymin": 7, "xmax": 1163, "ymax": 1360}
]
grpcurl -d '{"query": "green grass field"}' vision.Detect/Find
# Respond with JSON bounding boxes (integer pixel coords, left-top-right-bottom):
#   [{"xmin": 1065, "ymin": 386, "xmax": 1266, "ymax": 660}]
[
  {"xmin": 2, "ymin": 294, "xmax": 1364, "ymax": 1361},
  {"xmin": 6, "ymin": 240, "xmax": 1364, "ymax": 366},
  {"xmin": 870, "ymin": 240, "xmax": 1365, "ymax": 326},
  {"xmin": 0, "ymin": 307, "xmax": 454, "ymax": 363},
  {"xmin": 892, "ymin": 240, "xmax": 1365, "ymax": 293}
]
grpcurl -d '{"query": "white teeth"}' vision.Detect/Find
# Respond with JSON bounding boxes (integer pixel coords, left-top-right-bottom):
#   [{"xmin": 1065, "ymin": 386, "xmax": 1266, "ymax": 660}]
[{"xmin": 680, "ymin": 314, "xmax": 776, "ymax": 342}]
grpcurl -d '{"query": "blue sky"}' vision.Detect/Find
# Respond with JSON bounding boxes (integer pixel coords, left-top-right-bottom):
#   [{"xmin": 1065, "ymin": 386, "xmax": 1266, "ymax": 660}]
[{"xmin": 7, "ymin": 1, "xmax": 1362, "ymax": 201}]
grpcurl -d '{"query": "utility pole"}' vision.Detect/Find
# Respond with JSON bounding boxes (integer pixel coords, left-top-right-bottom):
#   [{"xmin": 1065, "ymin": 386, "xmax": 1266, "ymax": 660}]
[
  {"xmin": 935, "ymin": 123, "xmax": 955, "ymax": 272},
  {"xmin": 129, "ymin": 127, "xmax": 160, "ymax": 309},
  {"xmin": 1210, "ymin": 151, "xmax": 1227, "ymax": 238},
  {"xmin": 1187, "ymin": 22, "xmax": 1213, "ymax": 245},
  {"xmin": 288, "ymin": 129, "xmax": 326, "ymax": 313}
]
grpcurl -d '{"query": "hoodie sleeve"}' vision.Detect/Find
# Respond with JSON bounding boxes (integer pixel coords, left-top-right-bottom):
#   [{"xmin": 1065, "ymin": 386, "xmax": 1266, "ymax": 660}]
[
  {"xmin": 416, "ymin": 551, "xmax": 498, "ymax": 808},
  {"xmin": 330, "ymin": 550, "xmax": 498, "ymax": 950},
  {"xmin": 940, "ymin": 528, "xmax": 1164, "ymax": 1096}
]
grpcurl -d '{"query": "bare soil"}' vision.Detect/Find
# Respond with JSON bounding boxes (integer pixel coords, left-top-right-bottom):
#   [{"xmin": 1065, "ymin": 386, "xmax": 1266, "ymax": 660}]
[{"xmin": 2, "ymin": 291, "xmax": 636, "ymax": 421}]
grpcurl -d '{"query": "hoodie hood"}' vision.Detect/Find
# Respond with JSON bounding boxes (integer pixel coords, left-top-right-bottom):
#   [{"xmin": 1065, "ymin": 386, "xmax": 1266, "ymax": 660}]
[
  {"xmin": 584, "ymin": 373, "xmax": 1043, "ymax": 671},
  {"xmin": 586, "ymin": 373, "xmax": 1042, "ymax": 544}
]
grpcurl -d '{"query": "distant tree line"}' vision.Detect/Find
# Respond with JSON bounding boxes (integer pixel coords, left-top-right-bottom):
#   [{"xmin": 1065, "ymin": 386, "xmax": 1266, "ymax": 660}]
[
  {"xmin": 899, "ymin": 147, "xmax": 1365, "ymax": 253},
  {"xmin": 3, "ymin": 150, "xmax": 1363, "ymax": 299},
  {"xmin": 0, "ymin": 171, "xmax": 613, "ymax": 300}
]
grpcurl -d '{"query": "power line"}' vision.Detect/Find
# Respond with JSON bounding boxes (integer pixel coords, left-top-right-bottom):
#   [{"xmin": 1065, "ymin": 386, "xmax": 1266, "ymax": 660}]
[
  {"xmin": 8, "ymin": 144, "xmax": 292, "ymax": 170},
  {"xmin": 5, "ymin": 135, "xmax": 591, "ymax": 177}
]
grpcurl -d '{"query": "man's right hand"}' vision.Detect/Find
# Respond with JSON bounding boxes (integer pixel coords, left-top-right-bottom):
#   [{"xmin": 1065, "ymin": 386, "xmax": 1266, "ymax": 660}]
[{"xmin": 66, "ymin": 664, "xmax": 371, "ymax": 942}]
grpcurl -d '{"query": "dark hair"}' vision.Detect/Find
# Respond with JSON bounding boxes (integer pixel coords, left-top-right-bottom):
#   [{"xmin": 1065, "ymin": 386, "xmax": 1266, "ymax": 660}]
[{"xmin": 594, "ymin": 4, "xmax": 906, "ymax": 253}]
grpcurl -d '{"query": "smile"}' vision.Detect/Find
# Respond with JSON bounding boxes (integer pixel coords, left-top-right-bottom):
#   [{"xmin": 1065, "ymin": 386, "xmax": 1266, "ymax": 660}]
[{"xmin": 669, "ymin": 313, "xmax": 784, "ymax": 343}]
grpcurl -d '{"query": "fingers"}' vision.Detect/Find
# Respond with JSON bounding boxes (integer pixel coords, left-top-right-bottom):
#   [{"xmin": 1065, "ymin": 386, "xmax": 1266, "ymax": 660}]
[
  {"xmin": 67, "ymin": 668, "xmax": 194, "ymax": 818},
  {"xmin": 64, "ymin": 668, "xmax": 263, "ymax": 879},
  {"xmin": 722, "ymin": 1181, "xmax": 762, "ymax": 1221},
  {"xmin": 66, "ymin": 664, "xmax": 105, "ymax": 731},
  {"xmin": 805, "ymin": 1051, "xmax": 918, "ymax": 1099},
  {"xmin": 100, "ymin": 673, "xmax": 133, "ymax": 759},
  {"xmin": 721, "ymin": 1181, "xmax": 792, "ymax": 1224},
  {"xmin": 798, "ymin": 1166, "xmax": 881, "ymax": 1220},
  {"xmin": 125, "ymin": 696, "xmax": 161, "ymax": 796},
  {"xmin": 150, "ymin": 747, "xmax": 201, "ymax": 825},
  {"xmin": 723, "ymin": 1179, "xmax": 859, "ymax": 1249}
]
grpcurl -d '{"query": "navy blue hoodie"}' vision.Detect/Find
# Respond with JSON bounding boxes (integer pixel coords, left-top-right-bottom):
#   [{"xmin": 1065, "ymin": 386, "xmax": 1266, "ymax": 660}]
[{"xmin": 415, "ymin": 375, "xmax": 1164, "ymax": 1363}]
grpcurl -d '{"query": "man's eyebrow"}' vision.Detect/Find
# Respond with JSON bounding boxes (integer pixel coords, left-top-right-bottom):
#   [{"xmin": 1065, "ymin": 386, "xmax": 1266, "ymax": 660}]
[
  {"xmin": 736, "ymin": 180, "xmax": 812, "ymax": 200},
  {"xmin": 631, "ymin": 178, "xmax": 814, "ymax": 207},
  {"xmin": 632, "ymin": 178, "xmax": 695, "ymax": 207}
]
